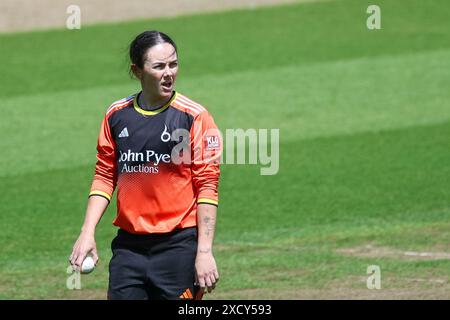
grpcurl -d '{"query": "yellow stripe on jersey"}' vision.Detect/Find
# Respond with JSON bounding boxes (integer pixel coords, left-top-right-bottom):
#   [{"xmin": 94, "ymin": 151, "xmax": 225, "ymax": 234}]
[
  {"xmin": 197, "ymin": 198, "xmax": 218, "ymax": 206},
  {"xmin": 89, "ymin": 190, "xmax": 112, "ymax": 201},
  {"xmin": 133, "ymin": 92, "xmax": 177, "ymax": 116}
]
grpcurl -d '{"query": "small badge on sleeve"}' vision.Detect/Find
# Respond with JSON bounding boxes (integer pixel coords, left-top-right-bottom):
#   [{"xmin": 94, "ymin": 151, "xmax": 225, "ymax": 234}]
[{"xmin": 205, "ymin": 135, "xmax": 220, "ymax": 150}]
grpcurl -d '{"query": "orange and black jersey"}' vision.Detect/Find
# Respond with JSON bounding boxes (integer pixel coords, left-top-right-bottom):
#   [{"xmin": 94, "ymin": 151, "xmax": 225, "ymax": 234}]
[{"xmin": 89, "ymin": 91, "xmax": 221, "ymax": 234}]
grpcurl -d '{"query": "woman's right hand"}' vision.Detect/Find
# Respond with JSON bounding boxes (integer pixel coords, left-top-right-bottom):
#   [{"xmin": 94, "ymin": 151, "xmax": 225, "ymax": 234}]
[{"xmin": 69, "ymin": 232, "xmax": 99, "ymax": 272}]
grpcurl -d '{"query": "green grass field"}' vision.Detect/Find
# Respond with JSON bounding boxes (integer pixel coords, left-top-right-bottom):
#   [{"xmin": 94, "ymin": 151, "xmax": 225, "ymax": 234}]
[{"xmin": 0, "ymin": 0, "xmax": 449, "ymax": 299}]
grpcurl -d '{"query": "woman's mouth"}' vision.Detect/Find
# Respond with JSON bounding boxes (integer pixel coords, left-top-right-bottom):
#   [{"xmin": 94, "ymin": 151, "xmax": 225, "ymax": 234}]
[{"xmin": 161, "ymin": 80, "xmax": 173, "ymax": 91}]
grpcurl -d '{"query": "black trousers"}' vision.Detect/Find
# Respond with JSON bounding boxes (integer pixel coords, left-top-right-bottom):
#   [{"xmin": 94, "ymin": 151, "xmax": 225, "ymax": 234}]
[{"xmin": 108, "ymin": 227, "xmax": 201, "ymax": 300}]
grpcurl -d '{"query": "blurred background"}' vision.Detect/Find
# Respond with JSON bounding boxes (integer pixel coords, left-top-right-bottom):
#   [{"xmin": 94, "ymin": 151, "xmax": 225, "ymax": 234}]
[{"xmin": 0, "ymin": 0, "xmax": 449, "ymax": 299}]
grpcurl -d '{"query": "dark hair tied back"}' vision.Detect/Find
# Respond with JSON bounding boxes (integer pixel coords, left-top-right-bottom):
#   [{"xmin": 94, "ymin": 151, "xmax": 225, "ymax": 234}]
[{"xmin": 129, "ymin": 30, "xmax": 177, "ymax": 70}]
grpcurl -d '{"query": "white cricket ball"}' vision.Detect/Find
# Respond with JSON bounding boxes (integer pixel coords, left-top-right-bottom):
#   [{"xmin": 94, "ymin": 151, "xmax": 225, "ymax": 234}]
[{"xmin": 81, "ymin": 256, "xmax": 95, "ymax": 274}]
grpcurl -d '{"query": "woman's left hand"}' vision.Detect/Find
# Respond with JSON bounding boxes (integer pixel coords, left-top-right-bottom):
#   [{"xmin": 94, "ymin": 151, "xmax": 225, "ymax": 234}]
[{"xmin": 195, "ymin": 251, "xmax": 219, "ymax": 294}]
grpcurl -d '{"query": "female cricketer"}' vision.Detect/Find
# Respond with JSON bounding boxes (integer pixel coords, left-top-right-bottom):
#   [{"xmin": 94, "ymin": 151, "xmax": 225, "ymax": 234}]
[{"xmin": 69, "ymin": 30, "xmax": 221, "ymax": 300}]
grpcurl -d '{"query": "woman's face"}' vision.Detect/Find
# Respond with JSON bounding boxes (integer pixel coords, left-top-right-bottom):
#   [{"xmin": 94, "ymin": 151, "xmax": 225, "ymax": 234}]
[{"xmin": 133, "ymin": 42, "xmax": 179, "ymax": 102}]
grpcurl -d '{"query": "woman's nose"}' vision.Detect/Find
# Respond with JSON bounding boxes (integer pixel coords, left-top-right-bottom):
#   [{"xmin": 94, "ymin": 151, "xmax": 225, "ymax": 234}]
[{"xmin": 164, "ymin": 65, "xmax": 173, "ymax": 77}]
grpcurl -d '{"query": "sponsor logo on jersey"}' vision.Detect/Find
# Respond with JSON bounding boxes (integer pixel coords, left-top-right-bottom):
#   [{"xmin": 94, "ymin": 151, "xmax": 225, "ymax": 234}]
[
  {"xmin": 161, "ymin": 125, "xmax": 171, "ymax": 142},
  {"xmin": 205, "ymin": 135, "xmax": 220, "ymax": 150},
  {"xmin": 118, "ymin": 127, "xmax": 129, "ymax": 138},
  {"xmin": 119, "ymin": 149, "xmax": 171, "ymax": 165}
]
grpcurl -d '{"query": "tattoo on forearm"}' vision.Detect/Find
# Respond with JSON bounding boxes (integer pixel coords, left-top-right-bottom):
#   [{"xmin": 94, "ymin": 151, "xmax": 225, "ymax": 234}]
[
  {"xmin": 202, "ymin": 215, "xmax": 215, "ymax": 237},
  {"xmin": 199, "ymin": 248, "xmax": 211, "ymax": 254}
]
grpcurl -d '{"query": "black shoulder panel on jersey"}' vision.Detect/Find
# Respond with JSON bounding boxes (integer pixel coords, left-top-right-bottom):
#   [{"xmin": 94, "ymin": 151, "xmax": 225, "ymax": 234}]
[{"xmin": 107, "ymin": 104, "xmax": 195, "ymax": 166}]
